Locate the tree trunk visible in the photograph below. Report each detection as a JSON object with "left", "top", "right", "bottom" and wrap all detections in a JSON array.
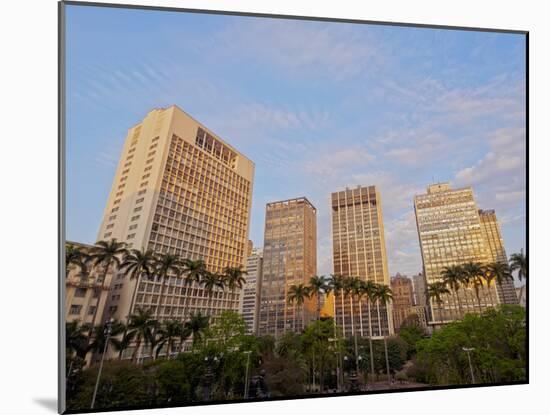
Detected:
[
  {"left": 131, "top": 336, "right": 142, "bottom": 363},
  {"left": 358, "top": 296, "right": 364, "bottom": 337},
  {"left": 367, "top": 300, "right": 375, "bottom": 382},
  {"left": 383, "top": 336, "right": 391, "bottom": 384}
]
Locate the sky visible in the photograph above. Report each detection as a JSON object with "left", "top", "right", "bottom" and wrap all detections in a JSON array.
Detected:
[{"left": 65, "top": 4, "right": 527, "bottom": 278}]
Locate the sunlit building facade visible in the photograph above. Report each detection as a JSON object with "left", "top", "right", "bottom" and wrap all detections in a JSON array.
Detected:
[
  {"left": 331, "top": 185, "right": 394, "bottom": 338},
  {"left": 414, "top": 183, "right": 499, "bottom": 325},
  {"left": 478, "top": 209, "right": 518, "bottom": 305},
  {"left": 241, "top": 248, "right": 263, "bottom": 334},
  {"left": 257, "top": 197, "right": 317, "bottom": 337},
  {"left": 390, "top": 274, "right": 414, "bottom": 332},
  {"left": 96, "top": 106, "right": 254, "bottom": 358}
]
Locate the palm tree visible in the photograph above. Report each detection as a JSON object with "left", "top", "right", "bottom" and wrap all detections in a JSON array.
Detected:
[
  {"left": 87, "top": 320, "right": 125, "bottom": 357},
  {"left": 329, "top": 274, "right": 346, "bottom": 330},
  {"left": 119, "top": 248, "right": 156, "bottom": 319},
  {"left": 308, "top": 275, "right": 328, "bottom": 321},
  {"left": 441, "top": 265, "right": 465, "bottom": 318},
  {"left": 181, "top": 259, "right": 208, "bottom": 319},
  {"left": 127, "top": 308, "right": 158, "bottom": 363},
  {"left": 362, "top": 279, "right": 378, "bottom": 381},
  {"left": 342, "top": 278, "right": 355, "bottom": 336},
  {"left": 153, "top": 253, "right": 184, "bottom": 319},
  {"left": 200, "top": 271, "right": 225, "bottom": 316},
  {"left": 223, "top": 266, "right": 248, "bottom": 308},
  {"left": 111, "top": 329, "right": 136, "bottom": 360},
  {"left": 485, "top": 262, "right": 514, "bottom": 305},
  {"left": 66, "top": 320, "right": 91, "bottom": 361},
  {"left": 471, "top": 274, "right": 485, "bottom": 312},
  {"left": 375, "top": 284, "right": 393, "bottom": 384},
  {"left": 88, "top": 239, "right": 127, "bottom": 333},
  {"left": 65, "top": 243, "right": 89, "bottom": 278},
  {"left": 154, "top": 320, "right": 184, "bottom": 359},
  {"left": 185, "top": 312, "right": 210, "bottom": 347},
  {"left": 463, "top": 262, "right": 487, "bottom": 309},
  {"left": 287, "top": 283, "right": 310, "bottom": 331},
  {"left": 509, "top": 250, "right": 527, "bottom": 282},
  {"left": 427, "top": 281, "right": 450, "bottom": 323}
]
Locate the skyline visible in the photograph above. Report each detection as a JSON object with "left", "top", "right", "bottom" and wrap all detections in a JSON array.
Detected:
[{"left": 65, "top": 4, "right": 527, "bottom": 277}]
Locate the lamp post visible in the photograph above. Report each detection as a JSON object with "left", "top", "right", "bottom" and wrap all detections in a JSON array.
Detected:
[
  {"left": 91, "top": 318, "right": 114, "bottom": 409},
  {"left": 328, "top": 338, "right": 341, "bottom": 392},
  {"left": 462, "top": 347, "right": 476, "bottom": 384},
  {"left": 203, "top": 355, "right": 219, "bottom": 401},
  {"left": 243, "top": 350, "right": 252, "bottom": 399}
]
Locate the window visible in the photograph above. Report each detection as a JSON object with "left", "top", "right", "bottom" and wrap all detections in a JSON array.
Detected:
[
  {"left": 111, "top": 207, "right": 119, "bottom": 213},
  {"left": 131, "top": 215, "right": 140, "bottom": 221},
  {"left": 104, "top": 232, "right": 112, "bottom": 238},
  {"left": 88, "top": 306, "right": 96, "bottom": 315},
  {"left": 74, "top": 288, "right": 87, "bottom": 297},
  {"left": 152, "top": 136, "right": 159, "bottom": 142},
  {"left": 142, "top": 173, "right": 150, "bottom": 179},
  {"left": 118, "top": 183, "right": 126, "bottom": 190},
  {"left": 134, "top": 206, "right": 142, "bottom": 212},
  {"left": 120, "top": 176, "right": 128, "bottom": 182},
  {"left": 113, "top": 198, "right": 121, "bottom": 205},
  {"left": 127, "top": 233, "right": 136, "bottom": 239},
  {"left": 126, "top": 154, "right": 134, "bottom": 161},
  {"left": 69, "top": 305, "right": 82, "bottom": 315},
  {"left": 138, "top": 189, "right": 147, "bottom": 196},
  {"left": 122, "top": 169, "right": 130, "bottom": 175},
  {"left": 144, "top": 166, "right": 152, "bottom": 172},
  {"left": 136, "top": 197, "right": 144, "bottom": 204},
  {"left": 147, "top": 151, "right": 156, "bottom": 157},
  {"left": 106, "top": 224, "right": 114, "bottom": 229},
  {"left": 146, "top": 157, "right": 154, "bottom": 164},
  {"left": 109, "top": 215, "right": 117, "bottom": 221},
  {"left": 140, "top": 181, "right": 148, "bottom": 187},
  {"left": 129, "top": 224, "right": 138, "bottom": 230},
  {"left": 115, "top": 191, "right": 124, "bottom": 197},
  {"left": 128, "top": 147, "right": 136, "bottom": 154}
]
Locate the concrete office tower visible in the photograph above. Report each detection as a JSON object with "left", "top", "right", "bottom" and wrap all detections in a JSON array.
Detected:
[
  {"left": 241, "top": 248, "right": 263, "bottom": 334},
  {"left": 97, "top": 106, "right": 254, "bottom": 337},
  {"left": 412, "top": 272, "right": 427, "bottom": 307},
  {"left": 331, "top": 185, "right": 394, "bottom": 338},
  {"left": 257, "top": 198, "right": 317, "bottom": 337},
  {"left": 390, "top": 274, "right": 414, "bottom": 332},
  {"left": 414, "top": 183, "right": 499, "bottom": 326},
  {"left": 478, "top": 209, "right": 518, "bottom": 305}
]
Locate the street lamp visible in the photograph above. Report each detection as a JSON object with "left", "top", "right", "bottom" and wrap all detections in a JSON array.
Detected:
[
  {"left": 91, "top": 318, "right": 114, "bottom": 409},
  {"left": 462, "top": 347, "right": 476, "bottom": 384},
  {"left": 328, "top": 338, "right": 341, "bottom": 392},
  {"left": 243, "top": 351, "right": 252, "bottom": 399}
]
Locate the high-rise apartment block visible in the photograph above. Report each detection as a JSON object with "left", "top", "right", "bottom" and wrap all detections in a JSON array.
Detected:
[
  {"left": 331, "top": 185, "right": 394, "bottom": 338},
  {"left": 412, "top": 272, "right": 427, "bottom": 307},
  {"left": 414, "top": 183, "right": 502, "bottom": 325},
  {"left": 478, "top": 209, "right": 518, "bottom": 305},
  {"left": 257, "top": 197, "right": 317, "bottom": 337},
  {"left": 241, "top": 248, "right": 263, "bottom": 334},
  {"left": 390, "top": 274, "right": 414, "bottom": 332},
  {"left": 97, "top": 106, "right": 254, "bottom": 337}
]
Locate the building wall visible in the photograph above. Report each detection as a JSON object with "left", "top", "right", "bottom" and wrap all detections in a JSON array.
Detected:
[
  {"left": 241, "top": 248, "right": 263, "bottom": 334},
  {"left": 390, "top": 275, "right": 414, "bottom": 332},
  {"left": 414, "top": 183, "right": 500, "bottom": 325},
  {"left": 412, "top": 272, "right": 427, "bottom": 307},
  {"left": 479, "top": 209, "right": 518, "bottom": 304},
  {"left": 331, "top": 185, "right": 393, "bottom": 338},
  {"left": 65, "top": 241, "right": 113, "bottom": 327},
  {"left": 257, "top": 197, "right": 317, "bottom": 337},
  {"left": 94, "top": 106, "right": 254, "bottom": 358}
]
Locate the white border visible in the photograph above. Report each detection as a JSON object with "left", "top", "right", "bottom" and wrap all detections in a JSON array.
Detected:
[{"left": 1, "top": 1, "right": 544, "bottom": 414}]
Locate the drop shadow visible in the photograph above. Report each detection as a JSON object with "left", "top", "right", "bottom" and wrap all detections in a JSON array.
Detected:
[{"left": 34, "top": 398, "right": 57, "bottom": 413}]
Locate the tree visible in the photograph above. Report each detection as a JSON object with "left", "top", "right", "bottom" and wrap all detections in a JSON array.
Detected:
[
  {"left": 88, "top": 239, "right": 127, "bottom": 332},
  {"left": 362, "top": 279, "right": 378, "bottom": 381},
  {"left": 486, "top": 262, "right": 514, "bottom": 303},
  {"left": 155, "top": 320, "right": 185, "bottom": 359},
  {"left": 223, "top": 266, "right": 247, "bottom": 293},
  {"left": 287, "top": 283, "right": 310, "bottom": 331},
  {"left": 375, "top": 284, "right": 393, "bottom": 383},
  {"left": 509, "top": 250, "right": 527, "bottom": 282},
  {"left": 66, "top": 243, "right": 89, "bottom": 278},
  {"left": 185, "top": 312, "right": 210, "bottom": 347},
  {"left": 427, "top": 281, "right": 450, "bottom": 323},
  {"left": 328, "top": 274, "right": 346, "bottom": 331},
  {"left": 463, "top": 262, "right": 487, "bottom": 309},
  {"left": 441, "top": 265, "right": 465, "bottom": 318},
  {"left": 127, "top": 308, "right": 158, "bottom": 363},
  {"left": 66, "top": 320, "right": 91, "bottom": 361},
  {"left": 308, "top": 275, "right": 328, "bottom": 321},
  {"left": 153, "top": 253, "right": 184, "bottom": 319},
  {"left": 119, "top": 248, "right": 156, "bottom": 319},
  {"left": 200, "top": 271, "right": 225, "bottom": 316}
]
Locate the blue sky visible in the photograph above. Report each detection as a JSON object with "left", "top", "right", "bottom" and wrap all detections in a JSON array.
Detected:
[{"left": 65, "top": 4, "right": 526, "bottom": 277}]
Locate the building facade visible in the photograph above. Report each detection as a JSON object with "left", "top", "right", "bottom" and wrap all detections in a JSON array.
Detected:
[
  {"left": 414, "top": 183, "right": 500, "bottom": 325},
  {"left": 412, "top": 272, "right": 427, "bottom": 307},
  {"left": 478, "top": 209, "right": 518, "bottom": 304},
  {"left": 241, "top": 248, "right": 263, "bottom": 334},
  {"left": 65, "top": 241, "right": 113, "bottom": 327},
  {"left": 331, "top": 185, "right": 394, "bottom": 338},
  {"left": 257, "top": 197, "right": 317, "bottom": 337},
  {"left": 390, "top": 274, "right": 414, "bottom": 332},
  {"left": 96, "top": 106, "right": 254, "bottom": 356}
]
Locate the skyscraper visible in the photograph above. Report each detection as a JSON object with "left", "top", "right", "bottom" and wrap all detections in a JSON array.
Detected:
[
  {"left": 412, "top": 272, "right": 427, "bottom": 307},
  {"left": 97, "top": 106, "right": 255, "bottom": 341},
  {"left": 241, "top": 248, "right": 263, "bottom": 334},
  {"left": 257, "top": 197, "right": 317, "bottom": 337},
  {"left": 390, "top": 274, "right": 414, "bottom": 332},
  {"left": 414, "top": 183, "right": 499, "bottom": 325},
  {"left": 331, "top": 185, "right": 393, "bottom": 338},
  {"left": 478, "top": 209, "right": 518, "bottom": 304}
]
